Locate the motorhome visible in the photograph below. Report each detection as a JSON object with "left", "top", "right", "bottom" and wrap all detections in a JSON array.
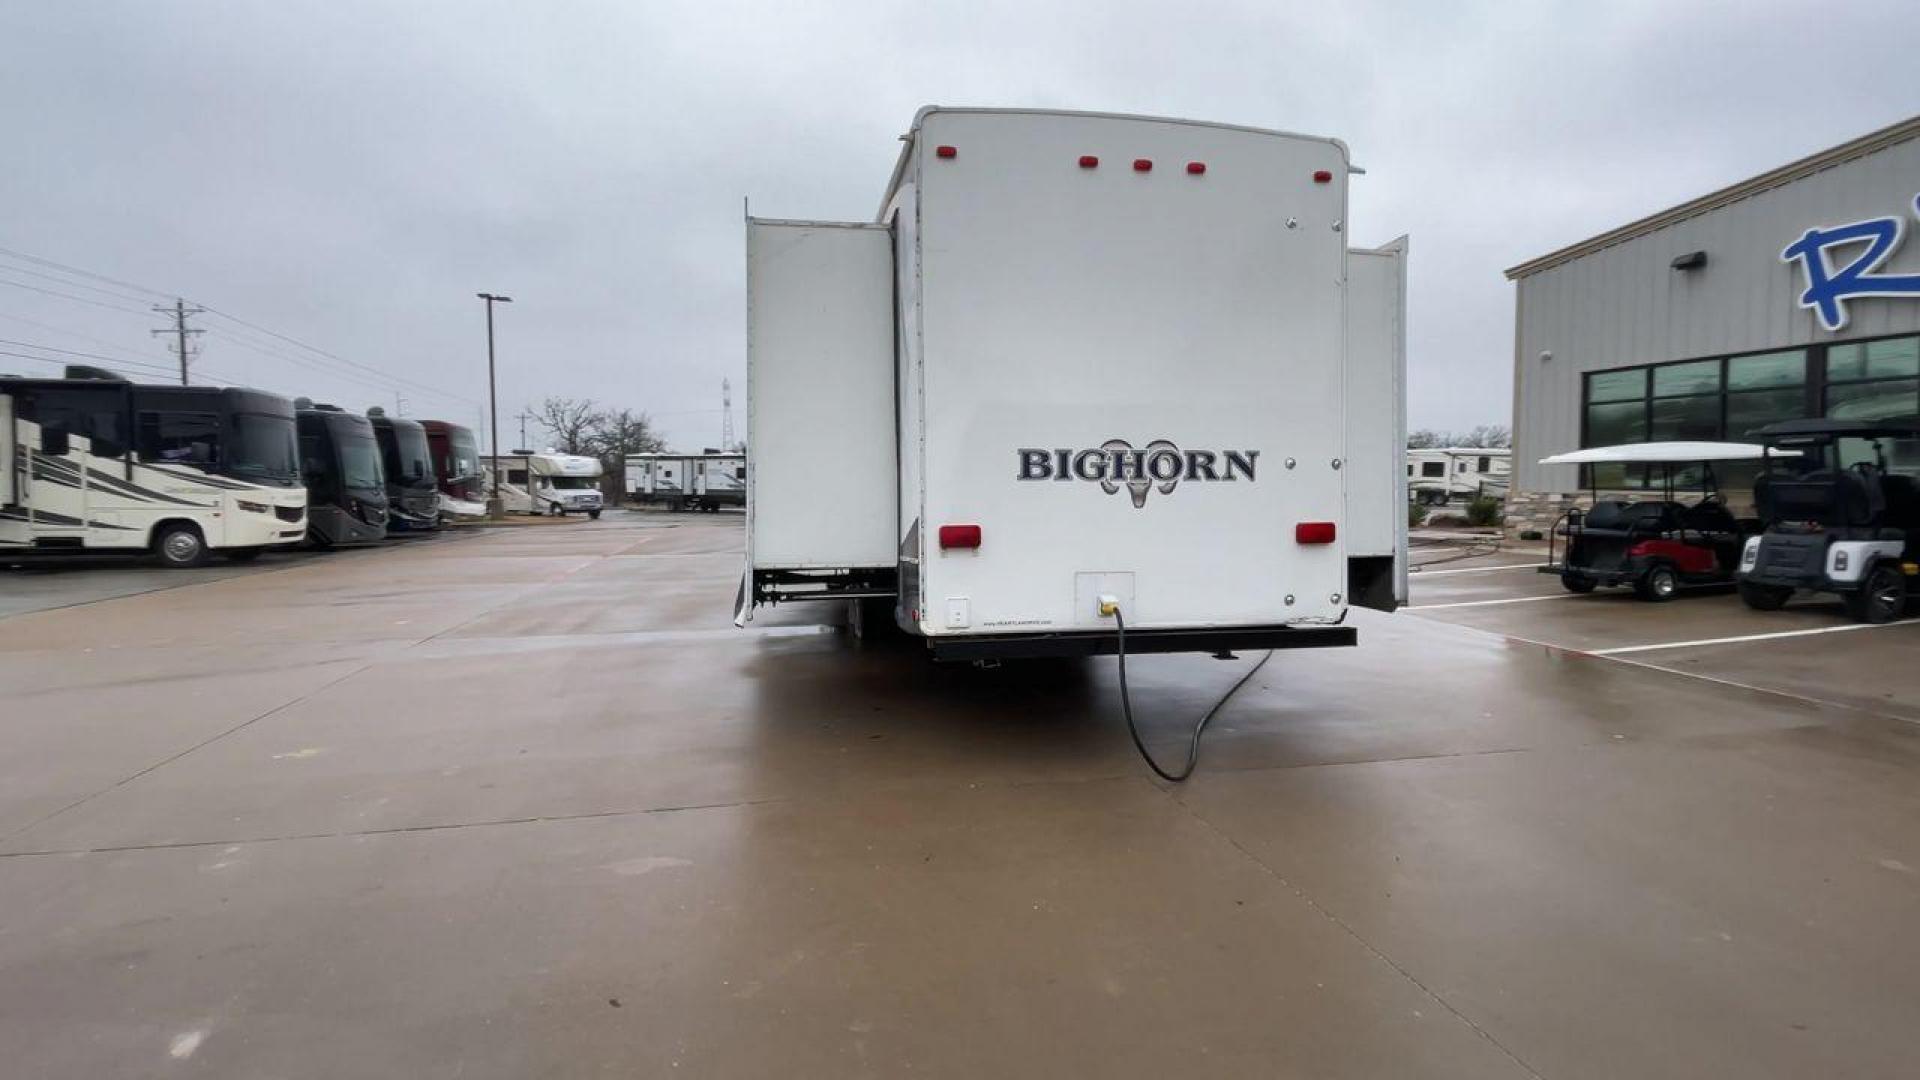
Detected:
[
  {"left": 626, "top": 451, "right": 746, "bottom": 511},
  {"left": 487, "top": 450, "right": 604, "bottom": 518},
  {"left": 365, "top": 408, "right": 440, "bottom": 531},
  {"left": 296, "top": 401, "right": 388, "bottom": 546},
  {"left": 420, "top": 420, "right": 487, "bottom": 519},
  {"left": 1407, "top": 447, "right": 1510, "bottom": 505},
  {"left": 739, "top": 107, "right": 1407, "bottom": 660},
  {"left": 0, "top": 366, "right": 307, "bottom": 566}
]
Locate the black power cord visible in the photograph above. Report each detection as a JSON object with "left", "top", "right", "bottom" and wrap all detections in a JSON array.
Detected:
[{"left": 1111, "top": 607, "right": 1275, "bottom": 782}]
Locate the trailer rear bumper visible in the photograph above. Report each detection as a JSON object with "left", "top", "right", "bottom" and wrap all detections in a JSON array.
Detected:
[{"left": 926, "top": 625, "right": 1356, "bottom": 662}]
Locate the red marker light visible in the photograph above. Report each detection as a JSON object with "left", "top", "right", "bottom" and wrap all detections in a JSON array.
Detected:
[
  {"left": 1133, "top": 158, "right": 1153, "bottom": 172},
  {"left": 1313, "top": 169, "right": 1332, "bottom": 183},
  {"left": 1186, "top": 161, "right": 1206, "bottom": 175},
  {"left": 1295, "top": 521, "right": 1337, "bottom": 545},
  {"left": 938, "top": 524, "right": 982, "bottom": 550},
  {"left": 1079, "top": 155, "right": 1099, "bottom": 168},
  {"left": 936, "top": 145, "right": 957, "bottom": 159}
]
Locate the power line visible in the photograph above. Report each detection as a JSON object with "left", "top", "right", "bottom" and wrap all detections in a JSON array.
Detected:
[
  {"left": 0, "top": 245, "right": 175, "bottom": 301},
  {"left": 0, "top": 262, "right": 159, "bottom": 306},
  {"left": 198, "top": 306, "right": 479, "bottom": 405},
  {"left": 0, "top": 339, "right": 243, "bottom": 384},
  {"left": 0, "top": 311, "right": 174, "bottom": 364},
  {"left": 0, "top": 276, "right": 153, "bottom": 316}
]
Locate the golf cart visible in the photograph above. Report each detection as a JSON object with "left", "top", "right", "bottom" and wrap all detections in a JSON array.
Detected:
[
  {"left": 1737, "top": 419, "right": 1920, "bottom": 623},
  {"left": 1539, "top": 441, "right": 1772, "bottom": 601}
]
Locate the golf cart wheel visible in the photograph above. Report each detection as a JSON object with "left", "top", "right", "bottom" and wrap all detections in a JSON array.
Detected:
[
  {"left": 153, "top": 523, "right": 210, "bottom": 569},
  {"left": 1634, "top": 564, "right": 1679, "bottom": 602},
  {"left": 1738, "top": 582, "right": 1791, "bottom": 611},
  {"left": 1561, "top": 572, "right": 1597, "bottom": 594},
  {"left": 588, "top": 509, "right": 601, "bottom": 520},
  {"left": 1844, "top": 564, "right": 1907, "bottom": 624}
]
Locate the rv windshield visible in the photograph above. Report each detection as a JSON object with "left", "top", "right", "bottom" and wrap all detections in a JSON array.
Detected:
[
  {"left": 447, "top": 429, "right": 481, "bottom": 480},
  {"left": 229, "top": 413, "right": 300, "bottom": 486},
  {"left": 548, "top": 475, "right": 597, "bottom": 489},
  {"left": 339, "top": 434, "right": 384, "bottom": 490},
  {"left": 394, "top": 425, "right": 434, "bottom": 487}
]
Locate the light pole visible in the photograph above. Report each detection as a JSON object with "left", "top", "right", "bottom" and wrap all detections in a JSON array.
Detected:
[{"left": 477, "top": 292, "right": 513, "bottom": 518}]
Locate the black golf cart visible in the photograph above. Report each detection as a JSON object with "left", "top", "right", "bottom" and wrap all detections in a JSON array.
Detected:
[
  {"left": 1539, "top": 442, "right": 1771, "bottom": 602},
  {"left": 1737, "top": 419, "right": 1920, "bottom": 623}
]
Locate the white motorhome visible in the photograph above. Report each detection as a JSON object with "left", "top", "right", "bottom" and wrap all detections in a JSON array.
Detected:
[
  {"left": 739, "top": 108, "right": 1407, "bottom": 660},
  {"left": 1407, "top": 447, "right": 1511, "bottom": 505},
  {"left": 1, "top": 367, "right": 309, "bottom": 566},
  {"left": 487, "top": 450, "right": 604, "bottom": 518},
  {"left": 626, "top": 451, "right": 746, "bottom": 511}
]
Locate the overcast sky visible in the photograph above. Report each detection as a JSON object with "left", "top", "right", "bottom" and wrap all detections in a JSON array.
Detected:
[{"left": 2, "top": 1, "right": 1915, "bottom": 451}]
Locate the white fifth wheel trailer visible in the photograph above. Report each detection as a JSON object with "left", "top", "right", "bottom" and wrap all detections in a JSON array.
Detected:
[
  {"left": 740, "top": 108, "right": 1406, "bottom": 661},
  {"left": 1408, "top": 447, "right": 1511, "bottom": 505},
  {"left": 1, "top": 367, "right": 308, "bottom": 566}
]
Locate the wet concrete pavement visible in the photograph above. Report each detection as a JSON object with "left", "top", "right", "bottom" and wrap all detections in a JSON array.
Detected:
[{"left": 1, "top": 515, "right": 1916, "bottom": 1078}]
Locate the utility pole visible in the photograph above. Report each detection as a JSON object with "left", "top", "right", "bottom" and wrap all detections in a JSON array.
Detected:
[
  {"left": 151, "top": 299, "right": 204, "bottom": 385},
  {"left": 515, "top": 408, "right": 537, "bottom": 452},
  {"left": 477, "top": 292, "right": 513, "bottom": 518},
  {"left": 394, "top": 392, "right": 407, "bottom": 417},
  {"left": 720, "top": 377, "right": 735, "bottom": 451}
]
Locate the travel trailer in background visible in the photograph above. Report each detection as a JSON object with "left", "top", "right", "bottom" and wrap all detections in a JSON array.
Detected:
[
  {"left": 739, "top": 107, "right": 1407, "bottom": 660},
  {"left": 366, "top": 408, "right": 440, "bottom": 531},
  {"left": 296, "top": 401, "right": 388, "bottom": 546},
  {"left": 626, "top": 451, "right": 746, "bottom": 511},
  {"left": 487, "top": 450, "right": 604, "bottom": 517},
  {"left": 1407, "top": 447, "right": 1510, "bottom": 505},
  {"left": 0, "top": 366, "right": 307, "bottom": 565},
  {"left": 420, "top": 420, "right": 487, "bottom": 519}
]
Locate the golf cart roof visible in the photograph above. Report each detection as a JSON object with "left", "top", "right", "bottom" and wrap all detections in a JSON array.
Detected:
[
  {"left": 1754, "top": 418, "right": 1920, "bottom": 441},
  {"left": 1538, "top": 441, "right": 1781, "bottom": 466}
]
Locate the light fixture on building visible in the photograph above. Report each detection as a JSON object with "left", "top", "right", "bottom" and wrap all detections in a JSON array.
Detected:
[
  {"left": 1670, "top": 250, "right": 1708, "bottom": 271},
  {"left": 1539, "top": 350, "right": 1553, "bottom": 363}
]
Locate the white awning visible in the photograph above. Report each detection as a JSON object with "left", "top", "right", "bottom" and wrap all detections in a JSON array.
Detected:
[{"left": 1538, "top": 441, "right": 1792, "bottom": 466}]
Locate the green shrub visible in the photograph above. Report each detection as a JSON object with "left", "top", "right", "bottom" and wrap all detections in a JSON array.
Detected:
[
  {"left": 1519, "top": 529, "right": 1544, "bottom": 542},
  {"left": 1408, "top": 501, "right": 1429, "bottom": 528},
  {"left": 1465, "top": 495, "right": 1504, "bottom": 527}
]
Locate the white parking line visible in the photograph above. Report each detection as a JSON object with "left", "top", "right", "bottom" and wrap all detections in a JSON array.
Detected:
[
  {"left": 1591, "top": 618, "right": 1920, "bottom": 656},
  {"left": 1410, "top": 563, "right": 1542, "bottom": 577},
  {"left": 1406, "top": 593, "right": 1577, "bottom": 611}
]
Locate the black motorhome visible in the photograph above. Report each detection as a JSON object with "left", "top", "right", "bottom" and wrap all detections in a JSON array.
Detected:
[
  {"left": 366, "top": 407, "right": 440, "bottom": 531},
  {"left": 1, "top": 366, "right": 306, "bottom": 565},
  {"left": 295, "top": 400, "right": 387, "bottom": 546}
]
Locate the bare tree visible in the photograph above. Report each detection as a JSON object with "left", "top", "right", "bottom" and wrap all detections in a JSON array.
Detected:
[
  {"left": 1460, "top": 424, "right": 1511, "bottom": 449},
  {"left": 537, "top": 397, "right": 597, "bottom": 455},
  {"left": 1408, "top": 425, "right": 1510, "bottom": 449},
  {"left": 585, "top": 408, "right": 666, "bottom": 464}
]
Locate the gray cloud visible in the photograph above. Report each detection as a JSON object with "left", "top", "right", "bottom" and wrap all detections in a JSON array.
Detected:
[{"left": 2, "top": 0, "right": 1915, "bottom": 448}]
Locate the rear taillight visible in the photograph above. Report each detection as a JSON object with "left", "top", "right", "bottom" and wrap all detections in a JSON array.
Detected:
[
  {"left": 938, "top": 524, "right": 982, "bottom": 550},
  {"left": 1313, "top": 169, "right": 1333, "bottom": 184},
  {"left": 936, "top": 145, "right": 957, "bottom": 159},
  {"left": 1295, "top": 522, "right": 1337, "bottom": 544}
]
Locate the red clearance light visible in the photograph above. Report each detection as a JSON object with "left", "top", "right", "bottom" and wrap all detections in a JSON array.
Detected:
[
  {"left": 1187, "top": 161, "right": 1206, "bottom": 175},
  {"left": 1079, "top": 155, "right": 1099, "bottom": 168},
  {"left": 1133, "top": 158, "right": 1153, "bottom": 172},
  {"left": 938, "top": 524, "right": 982, "bottom": 550},
  {"left": 1295, "top": 521, "right": 1337, "bottom": 545},
  {"left": 936, "top": 145, "right": 957, "bottom": 159},
  {"left": 1313, "top": 169, "right": 1333, "bottom": 183}
]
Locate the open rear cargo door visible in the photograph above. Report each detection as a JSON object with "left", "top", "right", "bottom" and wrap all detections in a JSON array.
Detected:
[
  {"left": 1345, "top": 237, "right": 1409, "bottom": 611},
  {"left": 746, "top": 219, "right": 898, "bottom": 577},
  {"left": 0, "top": 394, "right": 13, "bottom": 506}
]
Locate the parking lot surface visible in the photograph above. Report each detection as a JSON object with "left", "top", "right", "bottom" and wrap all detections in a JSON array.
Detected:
[{"left": 2, "top": 516, "right": 1917, "bottom": 1078}]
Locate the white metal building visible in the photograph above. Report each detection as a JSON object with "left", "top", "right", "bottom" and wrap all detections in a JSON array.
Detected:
[{"left": 1505, "top": 114, "right": 1920, "bottom": 532}]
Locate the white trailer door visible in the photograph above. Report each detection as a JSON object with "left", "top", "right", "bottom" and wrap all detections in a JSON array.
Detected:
[
  {"left": 1345, "top": 237, "right": 1408, "bottom": 608},
  {"left": 747, "top": 220, "right": 898, "bottom": 570}
]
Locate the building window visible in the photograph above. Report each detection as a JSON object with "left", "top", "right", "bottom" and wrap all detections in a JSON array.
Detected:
[
  {"left": 1825, "top": 336, "right": 1919, "bottom": 422},
  {"left": 1581, "top": 348, "right": 1815, "bottom": 488}
]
